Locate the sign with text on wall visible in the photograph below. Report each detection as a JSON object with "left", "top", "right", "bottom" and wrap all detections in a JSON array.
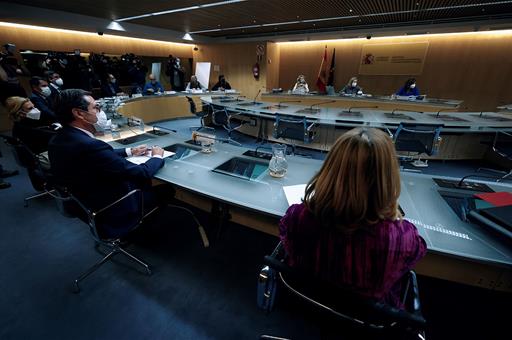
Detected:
[{"left": 359, "top": 42, "right": 429, "bottom": 75}]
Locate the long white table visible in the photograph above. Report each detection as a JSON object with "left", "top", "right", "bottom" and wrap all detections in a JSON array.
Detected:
[{"left": 107, "top": 129, "right": 512, "bottom": 292}]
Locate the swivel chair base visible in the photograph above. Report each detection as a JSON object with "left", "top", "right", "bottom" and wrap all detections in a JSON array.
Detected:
[
  {"left": 24, "top": 190, "right": 55, "bottom": 207},
  {"left": 73, "top": 239, "right": 151, "bottom": 293}
]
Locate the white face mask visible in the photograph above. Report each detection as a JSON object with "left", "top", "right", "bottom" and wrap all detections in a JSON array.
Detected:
[
  {"left": 93, "top": 110, "right": 111, "bottom": 131},
  {"left": 410, "top": 83, "right": 416, "bottom": 89},
  {"left": 25, "top": 108, "right": 41, "bottom": 120},
  {"left": 351, "top": 82, "right": 357, "bottom": 87},
  {"left": 54, "top": 78, "right": 63, "bottom": 87},
  {"left": 40, "top": 86, "right": 52, "bottom": 97}
]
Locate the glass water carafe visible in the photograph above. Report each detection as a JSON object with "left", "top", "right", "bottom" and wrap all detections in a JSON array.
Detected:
[{"left": 269, "top": 144, "right": 288, "bottom": 178}]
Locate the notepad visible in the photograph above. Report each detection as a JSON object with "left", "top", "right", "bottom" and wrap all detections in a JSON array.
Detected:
[
  {"left": 127, "top": 150, "right": 175, "bottom": 165},
  {"left": 283, "top": 184, "right": 307, "bottom": 206}
]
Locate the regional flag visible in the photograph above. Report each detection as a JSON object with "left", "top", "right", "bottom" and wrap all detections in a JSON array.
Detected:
[
  {"left": 316, "top": 45, "right": 328, "bottom": 93},
  {"left": 327, "top": 48, "right": 336, "bottom": 86}
]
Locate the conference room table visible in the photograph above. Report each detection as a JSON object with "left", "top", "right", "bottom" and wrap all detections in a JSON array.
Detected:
[
  {"left": 115, "top": 91, "right": 239, "bottom": 123},
  {"left": 261, "top": 92, "right": 463, "bottom": 112},
  {"left": 202, "top": 95, "right": 512, "bottom": 160},
  {"left": 104, "top": 128, "right": 512, "bottom": 293}
]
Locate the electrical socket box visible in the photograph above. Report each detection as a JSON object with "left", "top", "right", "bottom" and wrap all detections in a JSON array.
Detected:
[{"left": 249, "top": 118, "right": 257, "bottom": 127}]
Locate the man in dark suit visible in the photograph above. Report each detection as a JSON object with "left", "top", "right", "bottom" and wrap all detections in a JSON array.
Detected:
[
  {"left": 100, "top": 73, "right": 123, "bottom": 98},
  {"left": 49, "top": 89, "right": 165, "bottom": 239},
  {"left": 45, "top": 70, "right": 63, "bottom": 108},
  {"left": 29, "top": 76, "right": 57, "bottom": 125}
]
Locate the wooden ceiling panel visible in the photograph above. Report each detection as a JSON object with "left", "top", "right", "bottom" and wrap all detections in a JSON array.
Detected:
[
  {"left": 5, "top": 0, "right": 512, "bottom": 38},
  {"left": 3, "top": 0, "right": 216, "bottom": 20}
]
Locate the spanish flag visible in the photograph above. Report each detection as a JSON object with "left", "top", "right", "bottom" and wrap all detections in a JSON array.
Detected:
[{"left": 316, "top": 45, "right": 328, "bottom": 93}]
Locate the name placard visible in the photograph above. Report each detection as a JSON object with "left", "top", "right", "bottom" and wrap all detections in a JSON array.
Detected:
[{"left": 359, "top": 42, "right": 429, "bottom": 75}]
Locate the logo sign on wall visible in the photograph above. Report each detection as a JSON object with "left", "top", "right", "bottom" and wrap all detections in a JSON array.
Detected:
[{"left": 359, "top": 42, "right": 429, "bottom": 75}]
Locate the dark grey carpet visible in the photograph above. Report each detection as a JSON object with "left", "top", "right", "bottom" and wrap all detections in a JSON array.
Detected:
[{"left": 0, "top": 119, "right": 510, "bottom": 340}]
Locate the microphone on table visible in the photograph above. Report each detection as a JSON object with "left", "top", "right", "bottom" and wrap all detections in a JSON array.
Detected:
[
  {"left": 276, "top": 100, "right": 302, "bottom": 108},
  {"left": 435, "top": 109, "right": 456, "bottom": 118},
  {"left": 252, "top": 88, "right": 264, "bottom": 104},
  {"left": 457, "top": 174, "right": 500, "bottom": 188},
  {"left": 151, "top": 125, "right": 178, "bottom": 134},
  {"left": 387, "top": 108, "right": 424, "bottom": 115},
  {"left": 309, "top": 100, "right": 336, "bottom": 111},
  {"left": 342, "top": 105, "right": 378, "bottom": 113}
]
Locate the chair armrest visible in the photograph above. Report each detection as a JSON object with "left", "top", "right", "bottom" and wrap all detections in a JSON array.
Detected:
[
  {"left": 401, "top": 127, "right": 438, "bottom": 134},
  {"left": 48, "top": 185, "right": 143, "bottom": 225},
  {"left": 401, "top": 270, "right": 422, "bottom": 314},
  {"left": 306, "top": 122, "right": 316, "bottom": 132},
  {"left": 94, "top": 189, "right": 143, "bottom": 220}
]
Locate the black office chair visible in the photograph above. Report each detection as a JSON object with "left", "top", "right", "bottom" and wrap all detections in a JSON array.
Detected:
[
  {"left": 47, "top": 178, "right": 210, "bottom": 293},
  {"left": 392, "top": 123, "right": 443, "bottom": 168},
  {"left": 478, "top": 131, "right": 512, "bottom": 182},
  {"left": 47, "top": 184, "right": 155, "bottom": 293},
  {"left": 258, "top": 242, "right": 426, "bottom": 340},
  {"left": 272, "top": 114, "right": 316, "bottom": 156},
  {"left": 0, "top": 134, "right": 53, "bottom": 206},
  {"left": 211, "top": 105, "right": 244, "bottom": 146},
  {"left": 186, "top": 96, "right": 208, "bottom": 131}
]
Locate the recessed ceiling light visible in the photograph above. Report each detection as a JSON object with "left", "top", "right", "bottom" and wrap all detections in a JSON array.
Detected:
[{"left": 107, "top": 21, "right": 125, "bottom": 31}]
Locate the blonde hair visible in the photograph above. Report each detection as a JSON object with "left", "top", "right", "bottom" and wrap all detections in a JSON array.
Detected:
[
  {"left": 347, "top": 76, "right": 358, "bottom": 86},
  {"left": 5, "top": 96, "right": 30, "bottom": 122},
  {"left": 304, "top": 127, "right": 401, "bottom": 232}
]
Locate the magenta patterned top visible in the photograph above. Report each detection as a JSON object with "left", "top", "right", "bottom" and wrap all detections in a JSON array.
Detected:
[{"left": 279, "top": 203, "right": 427, "bottom": 308}]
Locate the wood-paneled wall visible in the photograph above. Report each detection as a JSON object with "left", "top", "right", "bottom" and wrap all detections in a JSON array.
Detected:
[
  {"left": 277, "top": 32, "right": 512, "bottom": 111},
  {"left": 0, "top": 24, "right": 193, "bottom": 131},
  {"left": 0, "top": 24, "right": 193, "bottom": 57},
  {"left": 265, "top": 42, "right": 280, "bottom": 91},
  {"left": 193, "top": 42, "right": 269, "bottom": 99}
]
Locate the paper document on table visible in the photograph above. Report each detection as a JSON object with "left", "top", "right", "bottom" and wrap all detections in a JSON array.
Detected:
[
  {"left": 283, "top": 184, "right": 307, "bottom": 206},
  {"left": 127, "top": 150, "right": 175, "bottom": 165}
]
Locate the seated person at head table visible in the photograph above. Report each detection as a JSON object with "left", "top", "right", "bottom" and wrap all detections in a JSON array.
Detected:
[
  {"left": 100, "top": 73, "right": 124, "bottom": 98},
  {"left": 6, "top": 96, "right": 59, "bottom": 169},
  {"left": 279, "top": 127, "right": 426, "bottom": 309},
  {"left": 291, "top": 74, "right": 309, "bottom": 94},
  {"left": 396, "top": 78, "right": 420, "bottom": 97},
  {"left": 340, "top": 76, "right": 363, "bottom": 95},
  {"left": 186, "top": 75, "right": 206, "bottom": 91},
  {"left": 29, "top": 76, "right": 58, "bottom": 125},
  {"left": 211, "top": 75, "right": 232, "bottom": 91},
  {"left": 143, "top": 73, "right": 165, "bottom": 95},
  {"left": 48, "top": 89, "right": 168, "bottom": 239}
]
